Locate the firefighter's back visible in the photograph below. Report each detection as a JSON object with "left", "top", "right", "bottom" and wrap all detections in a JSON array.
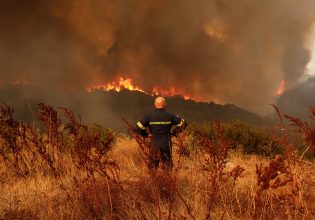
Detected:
[{"left": 146, "top": 108, "right": 175, "bottom": 137}]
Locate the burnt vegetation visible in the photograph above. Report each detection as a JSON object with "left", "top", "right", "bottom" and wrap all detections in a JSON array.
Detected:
[{"left": 0, "top": 103, "right": 314, "bottom": 219}]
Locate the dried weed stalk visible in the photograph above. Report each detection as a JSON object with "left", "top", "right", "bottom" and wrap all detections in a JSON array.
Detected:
[{"left": 192, "top": 122, "right": 244, "bottom": 219}]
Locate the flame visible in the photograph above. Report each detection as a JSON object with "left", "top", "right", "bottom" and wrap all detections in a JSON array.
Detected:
[
  {"left": 152, "top": 86, "right": 192, "bottom": 100},
  {"left": 86, "top": 77, "right": 194, "bottom": 100},
  {"left": 275, "top": 80, "right": 286, "bottom": 96},
  {"left": 86, "top": 77, "right": 146, "bottom": 93}
]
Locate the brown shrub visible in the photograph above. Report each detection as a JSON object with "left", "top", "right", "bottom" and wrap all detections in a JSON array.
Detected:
[{"left": 192, "top": 122, "right": 244, "bottom": 219}]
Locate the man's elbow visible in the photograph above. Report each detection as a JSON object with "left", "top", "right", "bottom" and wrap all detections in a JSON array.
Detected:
[
  {"left": 178, "top": 119, "right": 187, "bottom": 129},
  {"left": 136, "top": 122, "right": 148, "bottom": 137}
]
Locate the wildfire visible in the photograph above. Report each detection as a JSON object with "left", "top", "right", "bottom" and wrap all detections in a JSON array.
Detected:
[
  {"left": 152, "top": 86, "right": 192, "bottom": 100},
  {"left": 275, "top": 80, "right": 286, "bottom": 96},
  {"left": 86, "top": 77, "right": 146, "bottom": 93},
  {"left": 86, "top": 77, "right": 194, "bottom": 100}
]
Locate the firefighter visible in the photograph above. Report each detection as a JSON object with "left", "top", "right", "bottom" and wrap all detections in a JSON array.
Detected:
[{"left": 136, "top": 96, "right": 186, "bottom": 170}]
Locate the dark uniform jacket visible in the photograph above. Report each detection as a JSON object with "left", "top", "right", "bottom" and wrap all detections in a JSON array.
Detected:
[{"left": 136, "top": 108, "right": 186, "bottom": 151}]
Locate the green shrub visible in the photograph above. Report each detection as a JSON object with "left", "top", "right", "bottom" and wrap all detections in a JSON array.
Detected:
[{"left": 188, "top": 121, "right": 282, "bottom": 157}]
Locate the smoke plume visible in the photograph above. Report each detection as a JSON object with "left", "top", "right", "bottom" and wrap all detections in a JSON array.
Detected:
[
  {"left": 277, "top": 76, "right": 315, "bottom": 118},
  {"left": 1, "top": 0, "right": 315, "bottom": 114}
]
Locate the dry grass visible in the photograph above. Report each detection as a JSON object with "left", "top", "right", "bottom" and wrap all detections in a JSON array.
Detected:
[
  {"left": 0, "top": 104, "right": 314, "bottom": 219},
  {"left": 111, "top": 135, "right": 315, "bottom": 220},
  {"left": 0, "top": 137, "right": 314, "bottom": 219}
]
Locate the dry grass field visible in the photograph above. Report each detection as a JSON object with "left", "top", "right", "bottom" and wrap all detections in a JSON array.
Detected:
[{"left": 0, "top": 103, "right": 314, "bottom": 219}]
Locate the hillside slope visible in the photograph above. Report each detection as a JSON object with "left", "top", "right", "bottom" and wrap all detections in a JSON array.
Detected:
[{"left": 0, "top": 84, "right": 268, "bottom": 130}]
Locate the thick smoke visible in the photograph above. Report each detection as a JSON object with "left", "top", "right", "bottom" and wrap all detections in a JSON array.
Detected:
[
  {"left": 277, "top": 76, "right": 315, "bottom": 118},
  {"left": 1, "top": 0, "right": 315, "bottom": 114}
]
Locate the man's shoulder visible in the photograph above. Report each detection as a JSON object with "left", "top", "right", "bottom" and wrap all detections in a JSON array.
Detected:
[
  {"left": 163, "top": 110, "right": 180, "bottom": 119},
  {"left": 143, "top": 111, "right": 156, "bottom": 119},
  {"left": 145, "top": 109, "right": 180, "bottom": 119},
  {"left": 145, "top": 110, "right": 172, "bottom": 117}
]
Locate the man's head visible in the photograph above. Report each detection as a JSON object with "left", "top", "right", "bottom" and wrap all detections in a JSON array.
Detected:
[{"left": 154, "top": 96, "right": 166, "bottom": 109}]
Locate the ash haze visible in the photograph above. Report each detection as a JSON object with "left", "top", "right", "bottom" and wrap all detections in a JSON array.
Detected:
[
  {"left": 1, "top": 0, "right": 315, "bottom": 115},
  {"left": 306, "top": 25, "right": 315, "bottom": 76}
]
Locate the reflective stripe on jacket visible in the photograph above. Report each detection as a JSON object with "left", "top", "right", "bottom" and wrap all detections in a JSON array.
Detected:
[{"left": 136, "top": 108, "right": 185, "bottom": 150}]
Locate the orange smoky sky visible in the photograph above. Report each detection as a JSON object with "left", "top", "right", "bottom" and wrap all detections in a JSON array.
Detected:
[{"left": 1, "top": 0, "right": 315, "bottom": 114}]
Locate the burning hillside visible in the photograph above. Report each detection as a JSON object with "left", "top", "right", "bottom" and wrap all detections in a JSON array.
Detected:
[
  {"left": 86, "top": 77, "right": 147, "bottom": 94},
  {"left": 86, "top": 77, "right": 194, "bottom": 100}
]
